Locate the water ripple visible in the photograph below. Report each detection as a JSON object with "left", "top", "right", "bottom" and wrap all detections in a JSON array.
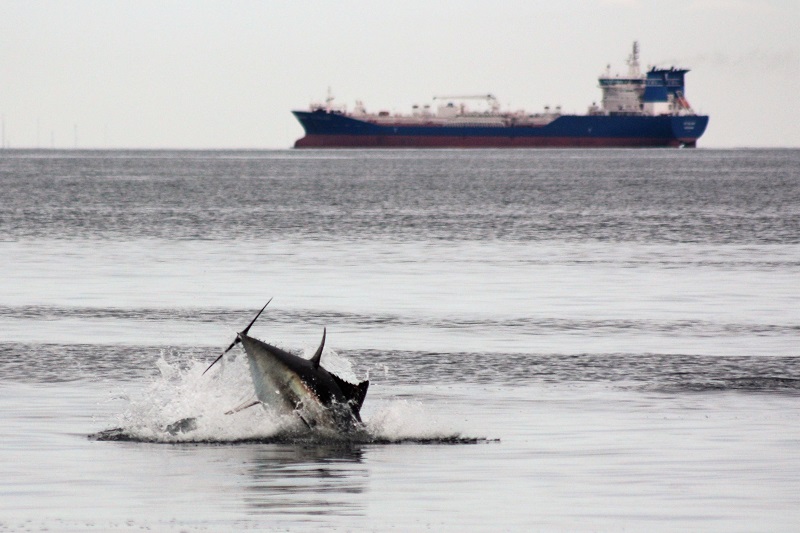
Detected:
[
  {"left": 2, "top": 342, "right": 798, "bottom": 394},
  {"left": 1, "top": 305, "right": 796, "bottom": 338},
  {"left": 2, "top": 149, "right": 799, "bottom": 243}
]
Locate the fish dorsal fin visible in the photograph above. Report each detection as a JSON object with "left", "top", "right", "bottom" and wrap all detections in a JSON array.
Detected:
[
  {"left": 330, "top": 373, "right": 369, "bottom": 414},
  {"left": 310, "top": 327, "right": 326, "bottom": 369}
]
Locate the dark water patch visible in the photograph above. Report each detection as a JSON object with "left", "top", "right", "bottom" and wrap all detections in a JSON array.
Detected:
[
  {"left": 2, "top": 305, "right": 797, "bottom": 338},
  {"left": 3, "top": 342, "right": 798, "bottom": 392},
  {"left": 363, "top": 351, "right": 800, "bottom": 393},
  {"left": 654, "top": 376, "right": 800, "bottom": 394},
  {"left": 0, "top": 343, "right": 207, "bottom": 383},
  {"left": 0, "top": 305, "right": 250, "bottom": 323}
]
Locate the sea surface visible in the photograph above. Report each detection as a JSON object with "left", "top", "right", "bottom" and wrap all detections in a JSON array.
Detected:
[{"left": 1, "top": 148, "right": 799, "bottom": 531}]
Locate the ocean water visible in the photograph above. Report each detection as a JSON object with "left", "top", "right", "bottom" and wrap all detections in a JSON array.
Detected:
[{"left": 1, "top": 148, "right": 799, "bottom": 531}]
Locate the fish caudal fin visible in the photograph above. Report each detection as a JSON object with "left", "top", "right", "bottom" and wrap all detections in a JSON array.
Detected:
[
  {"left": 241, "top": 298, "right": 273, "bottom": 337},
  {"left": 203, "top": 298, "right": 273, "bottom": 376},
  {"left": 202, "top": 338, "right": 238, "bottom": 375}
]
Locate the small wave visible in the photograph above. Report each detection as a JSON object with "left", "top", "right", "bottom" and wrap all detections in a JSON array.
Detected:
[
  {"left": 3, "top": 304, "right": 797, "bottom": 338},
  {"left": 655, "top": 376, "right": 800, "bottom": 394},
  {"left": 0, "top": 343, "right": 207, "bottom": 383},
  {"left": 4, "top": 342, "right": 799, "bottom": 391}
]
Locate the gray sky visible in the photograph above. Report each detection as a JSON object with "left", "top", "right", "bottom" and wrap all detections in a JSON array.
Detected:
[{"left": 2, "top": 0, "right": 798, "bottom": 149}]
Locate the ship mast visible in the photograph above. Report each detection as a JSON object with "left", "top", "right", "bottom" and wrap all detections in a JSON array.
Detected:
[
  {"left": 325, "top": 87, "right": 335, "bottom": 112},
  {"left": 627, "top": 41, "right": 641, "bottom": 78}
]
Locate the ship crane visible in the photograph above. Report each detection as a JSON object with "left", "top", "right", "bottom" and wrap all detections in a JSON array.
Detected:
[{"left": 433, "top": 94, "right": 500, "bottom": 112}]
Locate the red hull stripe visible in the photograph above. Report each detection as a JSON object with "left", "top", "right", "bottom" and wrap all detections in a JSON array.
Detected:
[{"left": 295, "top": 134, "right": 684, "bottom": 148}]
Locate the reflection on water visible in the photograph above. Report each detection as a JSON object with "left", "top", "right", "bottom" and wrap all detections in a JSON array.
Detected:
[{"left": 242, "top": 444, "right": 367, "bottom": 517}]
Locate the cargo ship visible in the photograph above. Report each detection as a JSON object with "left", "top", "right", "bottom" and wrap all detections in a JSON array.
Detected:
[{"left": 292, "top": 43, "right": 708, "bottom": 149}]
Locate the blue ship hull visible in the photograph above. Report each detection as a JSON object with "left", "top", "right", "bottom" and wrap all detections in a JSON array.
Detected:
[{"left": 293, "top": 110, "right": 709, "bottom": 148}]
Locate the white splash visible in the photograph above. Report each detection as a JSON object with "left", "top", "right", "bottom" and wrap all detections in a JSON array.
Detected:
[
  {"left": 116, "top": 352, "right": 288, "bottom": 443},
  {"left": 366, "top": 399, "right": 462, "bottom": 441},
  {"left": 113, "top": 346, "right": 472, "bottom": 444}
]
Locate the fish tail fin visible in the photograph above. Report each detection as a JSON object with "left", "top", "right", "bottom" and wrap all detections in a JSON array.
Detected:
[
  {"left": 241, "top": 298, "right": 273, "bottom": 337},
  {"left": 203, "top": 298, "right": 273, "bottom": 375}
]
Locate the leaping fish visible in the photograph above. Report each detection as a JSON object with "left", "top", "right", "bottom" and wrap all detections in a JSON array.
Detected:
[{"left": 204, "top": 300, "right": 369, "bottom": 431}]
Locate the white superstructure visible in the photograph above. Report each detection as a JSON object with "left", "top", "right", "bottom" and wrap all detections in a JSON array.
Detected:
[{"left": 307, "top": 42, "right": 696, "bottom": 125}]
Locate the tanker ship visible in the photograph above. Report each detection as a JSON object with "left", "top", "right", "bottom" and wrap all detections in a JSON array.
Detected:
[{"left": 292, "top": 43, "right": 708, "bottom": 149}]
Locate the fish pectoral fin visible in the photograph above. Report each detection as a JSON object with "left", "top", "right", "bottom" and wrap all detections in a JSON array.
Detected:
[
  {"left": 224, "top": 399, "right": 262, "bottom": 415},
  {"left": 296, "top": 413, "right": 314, "bottom": 430}
]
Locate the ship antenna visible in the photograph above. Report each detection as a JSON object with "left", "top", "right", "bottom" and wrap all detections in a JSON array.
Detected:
[
  {"left": 627, "top": 41, "right": 641, "bottom": 77},
  {"left": 326, "top": 87, "right": 334, "bottom": 112}
]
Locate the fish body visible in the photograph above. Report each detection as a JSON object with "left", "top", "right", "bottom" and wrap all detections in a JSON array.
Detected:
[
  {"left": 205, "top": 301, "right": 369, "bottom": 432},
  {"left": 240, "top": 333, "right": 368, "bottom": 430}
]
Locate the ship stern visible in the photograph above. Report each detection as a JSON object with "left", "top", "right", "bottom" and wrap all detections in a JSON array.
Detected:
[{"left": 671, "top": 115, "right": 709, "bottom": 147}]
